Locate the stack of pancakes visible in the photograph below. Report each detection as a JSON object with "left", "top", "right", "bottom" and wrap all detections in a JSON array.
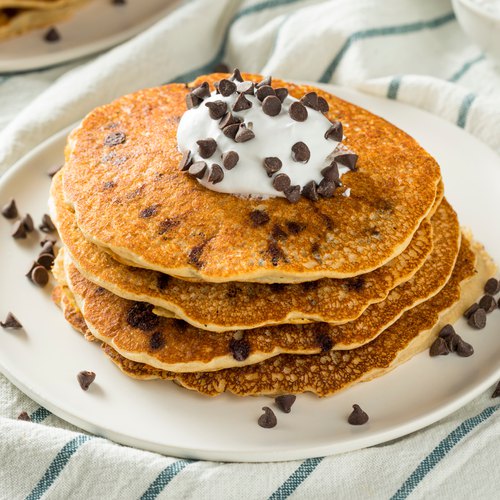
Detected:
[
  {"left": 50, "top": 73, "right": 496, "bottom": 397},
  {"left": 0, "top": 0, "right": 91, "bottom": 40}
]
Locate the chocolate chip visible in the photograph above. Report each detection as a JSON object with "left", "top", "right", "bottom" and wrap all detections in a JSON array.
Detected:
[
  {"left": 158, "top": 218, "right": 180, "bottom": 235},
  {"left": 302, "top": 180, "right": 319, "bottom": 201},
  {"left": 463, "top": 304, "right": 479, "bottom": 320},
  {"left": 271, "top": 224, "right": 287, "bottom": 241},
  {"left": 316, "top": 332, "right": 333, "bottom": 352},
  {"left": 22, "top": 214, "right": 34, "bottom": 232},
  {"left": 429, "top": 337, "right": 450, "bottom": 356},
  {"left": 139, "top": 204, "right": 160, "bottom": 218},
  {"left": 192, "top": 82, "right": 210, "bottom": 99},
  {"left": 47, "top": 164, "right": 63, "bottom": 177},
  {"left": 222, "top": 123, "right": 240, "bottom": 140},
  {"left": 218, "top": 79, "right": 237, "bottom": 97},
  {"left": 104, "top": 132, "right": 126, "bottom": 146},
  {"left": 179, "top": 151, "right": 193, "bottom": 171},
  {"left": 325, "top": 121, "right": 343, "bottom": 142},
  {"left": 208, "top": 164, "right": 224, "bottom": 184},
  {"left": 492, "top": 381, "right": 500, "bottom": 398},
  {"left": 39, "top": 214, "right": 56, "bottom": 233},
  {"left": 484, "top": 277, "right": 500, "bottom": 295},
  {"left": 275, "top": 395, "right": 296, "bottom": 414},
  {"left": 197, "top": 138, "right": 217, "bottom": 159},
  {"left": 272, "top": 173, "right": 291, "bottom": 192},
  {"left": 234, "top": 124, "right": 255, "bottom": 143},
  {"left": 25, "top": 261, "right": 38, "bottom": 280},
  {"left": 456, "top": 337, "right": 474, "bottom": 357},
  {"left": 0, "top": 312, "right": 22, "bottom": 329},
  {"left": 274, "top": 87, "right": 288, "bottom": 103},
  {"left": 157, "top": 273, "right": 170, "bottom": 290},
  {"left": 258, "top": 406, "right": 277, "bottom": 428},
  {"left": 205, "top": 100, "right": 227, "bottom": 120},
  {"left": 336, "top": 153, "right": 358, "bottom": 171},
  {"left": 219, "top": 112, "right": 241, "bottom": 129},
  {"left": 236, "top": 81, "right": 254, "bottom": 95},
  {"left": 479, "top": 295, "right": 497, "bottom": 313},
  {"left": 256, "top": 76, "right": 272, "bottom": 88},
  {"left": 267, "top": 241, "right": 285, "bottom": 265},
  {"left": 77, "top": 371, "right": 96, "bottom": 391},
  {"left": 37, "top": 253, "right": 54, "bottom": 270},
  {"left": 44, "top": 27, "right": 60, "bottom": 43},
  {"left": 317, "top": 96, "right": 329, "bottom": 113},
  {"left": 233, "top": 93, "right": 252, "bottom": 112},
  {"left": 291, "top": 142, "right": 310, "bottom": 163},
  {"left": 262, "top": 95, "right": 282, "bottom": 117},
  {"left": 31, "top": 266, "right": 49, "bottom": 287},
  {"left": 348, "top": 404, "right": 369, "bottom": 425},
  {"left": 300, "top": 92, "right": 318, "bottom": 110},
  {"left": 17, "top": 411, "right": 31, "bottom": 421},
  {"left": 286, "top": 221, "right": 305, "bottom": 234},
  {"left": 321, "top": 162, "right": 340, "bottom": 182},
  {"left": 467, "top": 308, "right": 486, "bottom": 329},
  {"left": 256, "top": 85, "right": 275, "bottom": 102},
  {"left": 438, "top": 324, "right": 455, "bottom": 339},
  {"left": 127, "top": 302, "right": 159, "bottom": 331},
  {"left": 222, "top": 151, "right": 239, "bottom": 170},
  {"left": 317, "top": 178, "right": 336, "bottom": 198},
  {"left": 186, "top": 93, "right": 202, "bottom": 109},
  {"left": 188, "top": 244, "right": 205, "bottom": 268},
  {"left": 289, "top": 101, "right": 308, "bottom": 122},
  {"left": 2, "top": 199, "right": 17, "bottom": 219},
  {"left": 150, "top": 331, "right": 165, "bottom": 351},
  {"left": 263, "top": 157, "right": 282, "bottom": 177},
  {"left": 284, "top": 185, "right": 301, "bottom": 203},
  {"left": 229, "top": 337, "right": 250, "bottom": 361},
  {"left": 213, "top": 62, "right": 229, "bottom": 73},
  {"left": 188, "top": 161, "right": 208, "bottom": 179},
  {"left": 249, "top": 210, "right": 270, "bottom": 226},
  {"left": 11, "top": 220, "right": 26, "bottom": 239},
  {"left": 230, "top": 68, "right": 244, "bottom": 82},
  {"left": 41, "top": 236, "right": 57, "bottom": 246},
  {"left": 226, "top": 284, "right": 238, "bottom": 298}
]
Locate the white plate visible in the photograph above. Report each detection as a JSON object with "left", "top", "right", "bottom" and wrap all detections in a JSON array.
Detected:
[
  {"left": 0, "top": 0, "right": 180, "bottom": 73},
  {"left": 0, "top": 86, "right": 499, "bottom": 462}
]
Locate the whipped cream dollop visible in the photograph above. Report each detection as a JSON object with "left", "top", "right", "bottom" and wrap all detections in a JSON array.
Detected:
[{"left": 176, "top": 73, "right": 357, "bottom": 202}]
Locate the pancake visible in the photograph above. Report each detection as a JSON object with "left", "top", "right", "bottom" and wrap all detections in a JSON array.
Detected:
[
  {"left": 61, "top": 73, "right": 442, "bottom": 283},
  {"left": 57, "top": 237, "right": 496, "bottom": 396},
  {"left": 51, "top": 170, "right": 438, "bottom": 331}
]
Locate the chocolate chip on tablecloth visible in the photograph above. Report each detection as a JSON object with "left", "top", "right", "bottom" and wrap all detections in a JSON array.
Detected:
[
  {"left": 263, "top": 157, "right": 282, "bottom": 177},
  {"left": 39, "top": 214, "right": 56, "bottom": 233},
  {"left": 258, "top": 406, "right": 277, "bottom": 428},
  {"left": 467, "top": 308, "right": 486, "bottom": 329},
  {"left": 197, "top": 138, "right": 217, "bottom": 158},
  {"left": 104, "top": 132, "right": 126, "bottom": 146},
  {"left": 205, "top": 100, "right": 227, "bottom": 120},
  {"left": 302, "top": 180, "right": 319, "bottom": 201},
  {"left": 77, "top": 370, "right": 96, "bottom": 391},
  {"left": 274, "top": 88, "right": 288, "bottom": 102},
  {"left": 291, "top": 142, "right": 310, "bottom": 163},
  {"left": 234, "top": 124, "right": 255, "bottom": 143},
  {"left": 11, "top": 220, "right": 27, "bottom": 239},
  {"left": 262, "top": 95, "right": 282, "bottom": 116},
  {"left": 300, "top": 92, "right": 318, "bottom": 110},
  {"left": 484, "top": 277, "right": 500, "bottom": 295},
  {"left": 336, "top": 153, "right": 358, "bottom": 171},
  {"left": 272, "top": 173, "right": 291, "bottom": 192},
  {"left": 2, "top": 199, "right": 17, "bottom": 219},
  {"left": 44, "top": 27, "right": 60, "bottom": 43},
  {"left": 429, "top": 337, "right": 450, "bottom": 356},
  {"left": 218, "top": 79, "right": 237, "bottom": 97},
  {"left": 289, "top": 101, "right": 308, "bottom": 122},
  {"left": 188, "top": 161, "right": 208, "bottom": 179},
  {"left": 31, "top": 266, "right": 49, "bottom": 287},
  {"left": 463, "top": 303, "right": 479, "bottom": 319},
  {"left": 233, "top": 93, "right": 252, "bottom": 112},
  {"left": 348, "top": 404, "right": 369, "bottom": 425},
  {"left": 222, "top": 151, "right": 239, "bottom": 170},
  {"left": 208, "top": 164, "right": 224, "bottom": 184},
  {"left": 479, "top": 294, "right": 497, "bottom": 313},
  {"left": 0, "top": 312, "right": 23, "bottom": 329},
  {"left": 256, "top": 85, "right": 275, "bottom": 102},
  {"left": 284, "top": 185, "right": 301, "bottom": 203},
  {"left": 17, "top": 411, "right": 31, "bottom": 421},
  {"left": 275, "top": 395, "right": 296, "bottom": 413},
  {"left": 179, "top": 151, "right": 193, "bottom": 171},
  {"left": 325, "top": 121, "right": 343, "bottom": 142}
]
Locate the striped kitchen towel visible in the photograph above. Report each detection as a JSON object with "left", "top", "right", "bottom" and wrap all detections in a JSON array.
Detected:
[{"left": 0, "top": 0, "right": 499, "bottom": 498}]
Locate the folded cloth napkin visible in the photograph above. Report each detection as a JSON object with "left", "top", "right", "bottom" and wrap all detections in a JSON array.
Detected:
[{"left": 0, "top": 0, "right": 499, "bottom": 498}]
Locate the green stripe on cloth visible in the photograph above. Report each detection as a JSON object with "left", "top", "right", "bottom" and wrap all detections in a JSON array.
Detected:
[
  {"left": 391, "top": 404, "right": 500, "bottom": 500},
  {"left": 140, "top": 459, "right": 193, "bottom": 500},
  {"left": 26, "top": 434, "right": 93, "bottom": 500},
  {"left": 456, "top": 92, "right": 477, "bottom": 128},
  {"left": 319, "top": 11, "right": 455, "bottom": 83},
  {"left": 387, "top": 75, "right": 403, "bottom": 99},
  {"left": 30, "top": 407, "right": 51, "bottom": 423},
  {"left": 449, "top": 54, "right": 485, "bottom": 82},
  {"left": 268, "top": 457, "right": 323, "bottom": 499}
]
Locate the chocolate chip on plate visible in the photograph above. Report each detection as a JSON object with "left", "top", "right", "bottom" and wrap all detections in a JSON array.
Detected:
[
  {"left": 21, "top": 214, "right": 34, "bottom": 232},
  {"left": 291, "top": 142, "right": 310, "bottom": 163},
  {"left": 289, "top": 101, "right": 308, "bottom": 122},
  {"left": 262, "top": 95, "right": 282, "bottom": 116},
  {"left": 484, "top": 277, "right": 500, "bottom": 295},
  {"left": 456, "top": 336, "right": 474, "bottom": 357},
  {"left": 2, "top": 199, "right": 18, "bottom": 219},
  {"left": 37, "top": 253, "right": 55, "bottom": 270},
  {"left": 492, "top": 381, "right": 500, "bottom": 398},
  {"left": 256, "top": 85, "right": 275, "bottom": 102},
  {"left": 208, "top": 164, "right": 224, "bottom": 184},
  {"left": 467, "top": 308, "right": 486, "bottom": 329},
  {"left": 438, "top": 324, "right": 455, "bottom": 339},
  {"left": 44, "top": 27, "right": 60, "bottom": 43},
  {"left": 325, "top": 121, "right": 343, "bottom": 142},
  {"left": 274, "top": 87, "right": 288, "bottom": 102},
  {"left": 429, "top": 337, "right": 450, "bottom": 357},
  {"left": 263, "top": 157, "right": 282, "bottom": 177},
  {"left": 300, "top": 92, "right": 318, "bottom": 110},
  {"left": 234, "top": 124, "right": 255, "bottom": 143},
  {"left": 275, "top": 394, "right": 296, "bottom": 413},
  {"left": 258, "top": 406, "right": 277, "bottom": 428},
  {"left": 11, "top": 220, "right": 27, "bottom": 239},
  {"left": 218, "top": 79, "right": 237, "bottom": 97},
  {"left": 348, "top": 404, "right": 369, "bottom": 425},
  {"left": 233, "top": 93, "right": 252, "bottom": 112},
  {"left": 40, "top": 240, "right": 55, "bottom": 257},
  {"left": 77, "top": 370, "right": 96, "bottom": 391},
  {"left": 272, "top": 173, "right": 291, "bottom": 192},
  {"left": 463, "top": 303, "right": 479, "bottom": 319},
  {"left": 205, "top": 100, "right": 227, "bottom": 120},
  {"left": 479, "top": 294, "right": 497, "bottom": 313},
  {"left": 39, "top": 214, "right": 56, "bottom": 233},
  {"left": 179, "top": 151, "right": 193, "bottom": 171},
  {"left": 302, "top": 180, "right": 319, "bottom": 201},
  {"left": 188, "top": 161, "right": 208, "bottom": 179},
  {"left": 249, "top": 210, "right": 270, "bottom": 226},
  {"left": 31, "top": 266, "right": 49, "bottom": 287},
  {"left": 0, "top": 312, "right": 23, "bottom": 329},
  {"left": 222, "top": 151, "right": 239, "bottom": 170},
  {"left": 197, "top": 138, "right": 217, "bottom": 159},
  {"left": 284, "top": 185, "right": 301, "bottom": 203},
  {"left": 17, "top": 411, "right": 31, "bottom": 421},
  {"left": 336, "top": 153, "right": 358, "bottom": 171}
]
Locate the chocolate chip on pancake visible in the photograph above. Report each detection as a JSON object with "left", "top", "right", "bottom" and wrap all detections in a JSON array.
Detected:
[
  {"left": 317, "top": 178, "right": 336, "bottom": 198},
  {"left": 179, "top": 151, "right": 193, "bottom": 171},
  {"left": 289, "top": 101, "right": 308, "bottom": 122},
  {"left": 21, "top": 214, "right": 34, "bottom": 232},
  {"left": 192, "top": 82, "right": 210, "bottom": 99},
  {"left": 218, "top": 79, "right": 237, "bottom": 97},
  {"left": 262, "top": 95, "right": 282, "bottom": 116},
  {"left": 31, "top": 266, "right": 49, "bottom": 287},
  {"left": 256, "top": 85, "right": 275, "bottom": 102},
  {"left": 158, "top": 218, "right": 180, "bottom": 235},
  {"left": 37, "top": 253, "right": 54, "bottom": 270},
  {"left": 188, "top": 243, "right": 205, "bottom": 268},
  {"left": 286, "top": 221, "right": 306, "bottom": 234},
  {"left": 208, "top": 164, "right": 224, "bottom": 184},
  {"left": 229, "top": 337, "right": 250, "bottom": 361},
  {"left": 325, "top": 121, "right": 343, "bottom": 142},
  {"left": 11, "top": 220, "right": 27, "bottom": 239},
  {"left": 336, "top": 153, "right": 358, "bottom": 171},
  {"left": 17, "top": 411, "right": 31, "bottom": 421},
  {"left": 230, "top": 68, "right": 244, "bottom": 82},
  {"left": 77, "top": 370, "right": 95, "bottom": 391},
  {"left": 291, "top": 141, "right": 310, "bottom": 163},
  {"left": 0, "top": 312, "right": 22, "bottom": 329},
  {"left": 456, "top": 336, "right": 474, "bottom": 357},
  {"left": 258, "top": 407, "right": 277, "bottom": 428},
  {"left": 197, "top": 138, "right": 217, "bottom": 158},
  {"left": 188, "top": 161, "right": 208, "bottom": 179},
  {"left": 267, "top": 241, "right": 285, "bottom": 265},
  {"left": 272, "top": 173, "right": 291, "bottom": 192},
  {"left": 139, "top": 204, "right": 160, "bottom": 218},
  {"left": 44, "top": 27, "right": 60, "bottom": 43},
  {"left": 233, "top": 93, "right": 252, "bottom": 112},
  {"left": 468, "top": 308, "right": 486, "bottom": 329},
  {"left": 348, "top": 404, "right": 369, "bottom": 425},
  {"left": 284, "top": 185, "right": 301, "bottom": 203},
  {"left": 205, "top": 100, "right": 227, "bottom": 120},
  {"left": 271, "top": 224, "right": 287, "bottom": 241},
  {"left": 2, "top": 199, "right": 17, "bottom": 219},
  {"left": 219, "top": 112, "right": 241, "bottom": 129},
  {"left": 321, "top": 162, "right": 340, "bottom": 182},
  {"left": 479, "top": 294, "right": 497, "bottom": 313},
  {"left": 429, "top": 337, "right": 450, "bottom": 356},
  {"left": 236, "top": 81, "right": 254, "bottom": 95},
  {"left": 186, "top": 93, "right": 202, "bottom": 109},
  {"left": 150, "top": 331, "right": 165, "bottom": 351},
  {"left": 256, "top": 76, "right": 272, "bottom": 88},
  {"left": 300, "top": 92, "right": 318, "bottom": 110},
  {"left": 126, "top": 302, "right": 159, "bottom": 331},
  {"left": 222, "top": 151, "right": 239, "bottom": 170},
  {"left": 275, "top": 395, "right": 296, "bottom": 413},
  {"left": 47, "top": 164, "right": 63, "bottom": 177},
  {"left": 484, "top": 278, "right": 500, "bottom": 295},
  {"left": 275, "top": 88, "right": 288, "bottom": 102},
  {"left": 263, "top": 157, "right": 282, "bottom": 177},
  {"left": 493, "top": 382, "right": 500, "bottom": 398},
  {"left": 39, "top": 214, "right": 56, "bottom": 233},
  {"left": 222, "top": 123, "right": 240, "bottom": 140},
  {"left": 249, "top": 210, "right": 270, "bottom": 226},
  {"left": 301, "top": 180, "right": 319, "bottom": 201},
  {"left": 317, "top": 96, "right": 329, "bottom": 113},
  {"left": 157, "top": 273, "right": 170, "bottom": 290},
  {"left": 316, "top": 332, "right": 333, "bottom": 352},
  {"left": 104, "top": 132, "right": 126, "bottom": 146},
  {"left": 234, "top": 124, "right": 255, "bottom": 143},
  {"left": 463, "top": 303, "right": 479, "bottom": 319}
]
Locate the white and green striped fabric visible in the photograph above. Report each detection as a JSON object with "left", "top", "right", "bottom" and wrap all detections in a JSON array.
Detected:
[{"left": 0, "top": 0, "right": 499, "bottom": 498}]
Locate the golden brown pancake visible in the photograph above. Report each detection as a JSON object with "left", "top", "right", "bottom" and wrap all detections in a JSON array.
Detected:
[
  {"left": 61, "top": 73, "right": 442, "bottom": 283},
  {"left": 51, "top": 170, "right": 437, "bottom": 331}
]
